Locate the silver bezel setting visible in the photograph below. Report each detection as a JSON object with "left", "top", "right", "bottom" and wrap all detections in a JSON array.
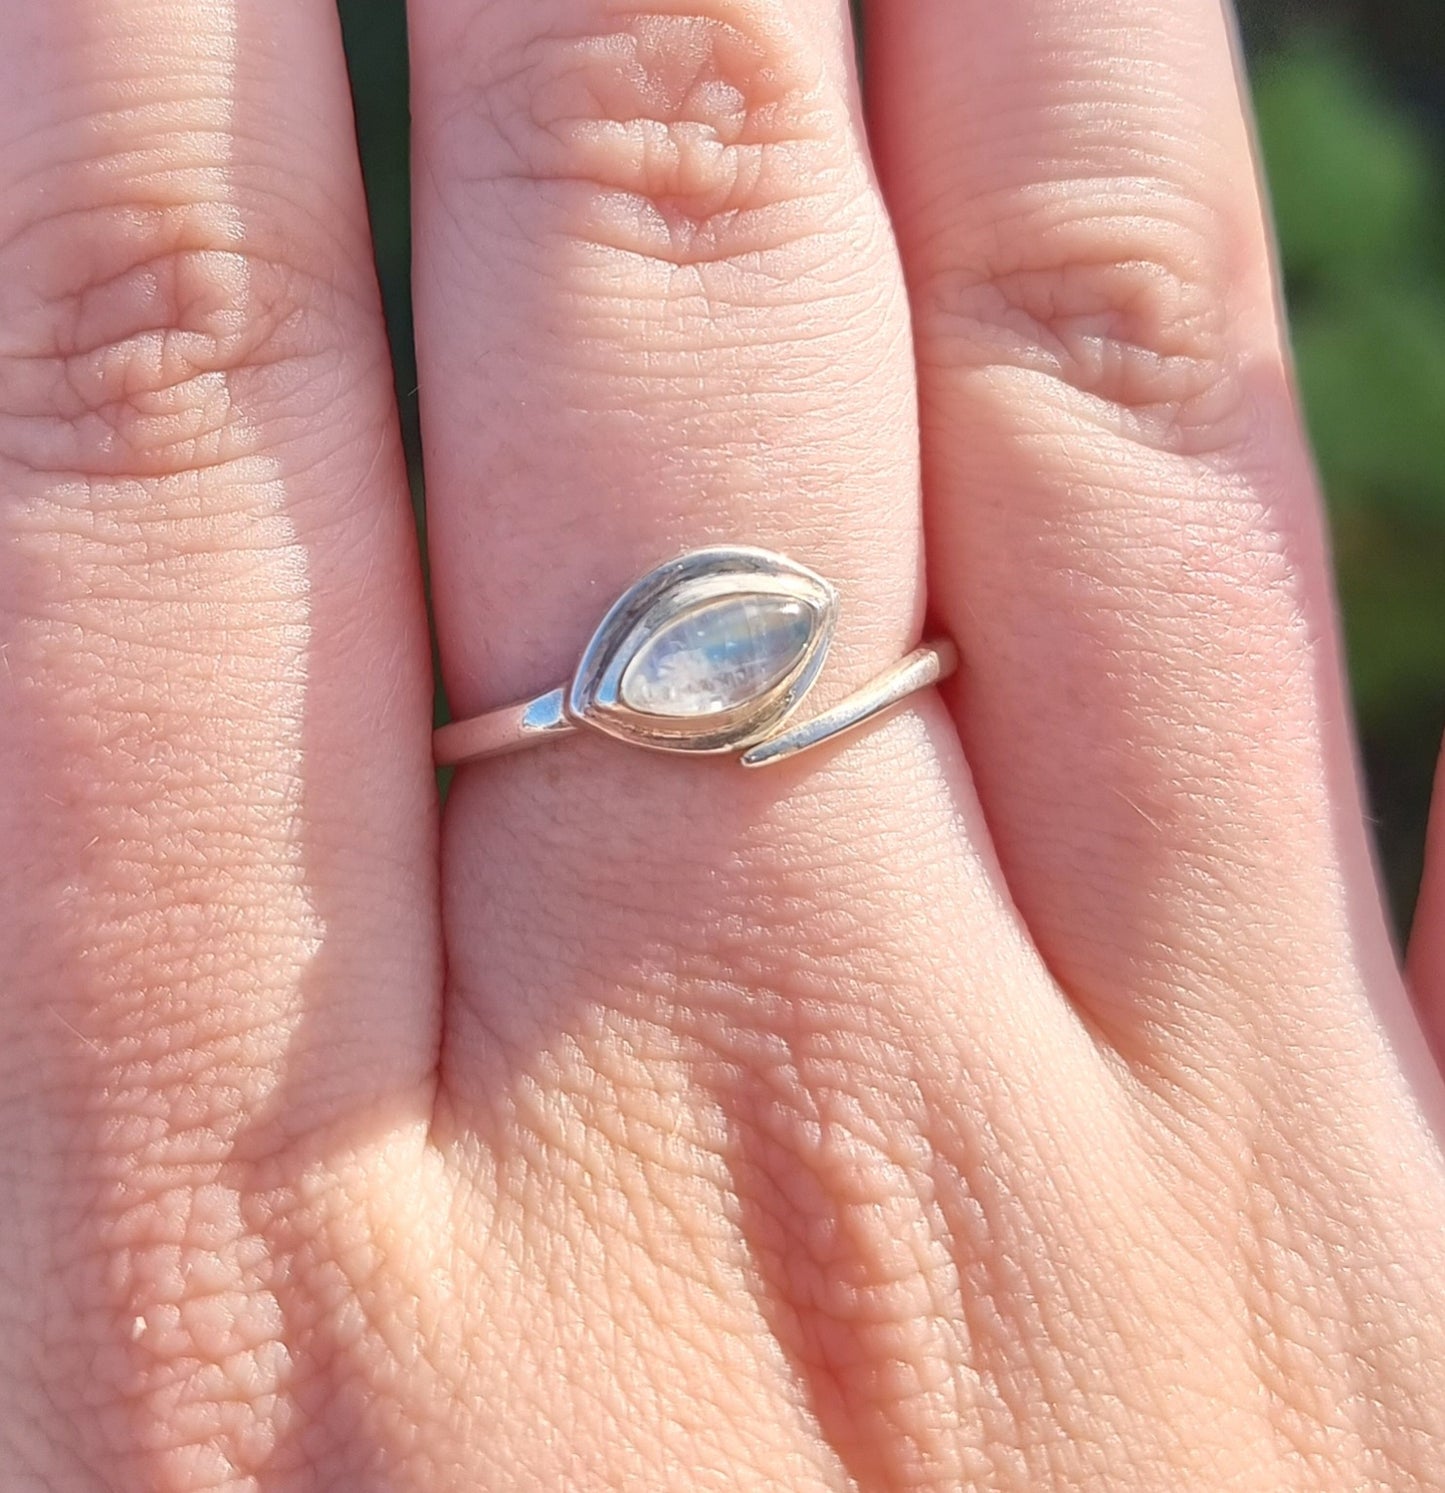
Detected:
[{"left": 567, "top": 546, "right": 838, "bottom": 753}]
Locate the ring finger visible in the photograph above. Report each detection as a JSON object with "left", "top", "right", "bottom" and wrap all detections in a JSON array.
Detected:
[
  {"left": 411, "top": 0, "right": 964, "bottom": 1060},
  {"left": 407, "top": 0, "right": 1095, "bottom": 1482}
]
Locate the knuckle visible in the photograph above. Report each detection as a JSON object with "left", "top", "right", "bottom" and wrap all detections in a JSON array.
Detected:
[
  {"left": 0, "top": 196, "right": 356, "bottom": 483},
  {"left": 433, "top": 2, "right": 860, "bottom": 267},
  {"left": 914, "top": 184, "right": 1251, "bottom": 447}
]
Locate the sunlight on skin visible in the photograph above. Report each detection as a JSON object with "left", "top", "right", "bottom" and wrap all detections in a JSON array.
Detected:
[
  {"left": 0, "top": 0, "right": 1443, "bottom": 1489},
  {"left": 0, "top": 0, "right": 439, "bottom": 1487},
  {"left": 0, "top": 3, "right": 318, "bottom": 1482}
]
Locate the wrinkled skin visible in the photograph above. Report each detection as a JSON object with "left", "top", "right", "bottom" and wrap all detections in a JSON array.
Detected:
[{"left": 3, "top": 1, "right": 1445, "bottom": 1489}]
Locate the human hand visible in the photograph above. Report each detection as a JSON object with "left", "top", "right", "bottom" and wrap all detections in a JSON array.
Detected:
[{"left": 3, "top": 0, "right": 1445, "bottom": 1488}]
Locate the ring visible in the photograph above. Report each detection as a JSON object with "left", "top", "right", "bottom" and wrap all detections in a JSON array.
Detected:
[{"left": 433, "top": 546, "right": 957, "bottom": 770}]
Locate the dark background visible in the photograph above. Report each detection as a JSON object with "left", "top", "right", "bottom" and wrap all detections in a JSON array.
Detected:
[{"left": 335, "top": 0, "right": 1445, "bottom": 937}]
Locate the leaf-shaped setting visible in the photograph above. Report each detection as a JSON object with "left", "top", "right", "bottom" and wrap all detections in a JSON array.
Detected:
[{"left": 568, "top": 547, "right": 837, "bottom": 753}]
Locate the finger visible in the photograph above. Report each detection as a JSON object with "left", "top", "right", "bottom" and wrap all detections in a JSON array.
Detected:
[
  {"left": 409, "top": 0, "right": 1096, "bottom": 1482},
  {"left": 1409, "top": 745, "right": 1445, "bottom": 1054},
  {"left": 411, "top": 0, "right": 939, "bottom": 1037},
  {"left": 0, "top": 0, "right": 436, "bottom": 1476},
  {"left": 862, "top": 0, "right": 1408, "bottom": 1047}
]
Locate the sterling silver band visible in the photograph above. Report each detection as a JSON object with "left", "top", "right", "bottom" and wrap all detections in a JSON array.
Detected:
[{"left": 433, "top": 547, "right": 957, "bottom": 771}]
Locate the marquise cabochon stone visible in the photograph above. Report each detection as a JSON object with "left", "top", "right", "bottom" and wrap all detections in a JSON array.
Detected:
[{"left": 619, "top": 595, "right": 816, "bottom": 717}]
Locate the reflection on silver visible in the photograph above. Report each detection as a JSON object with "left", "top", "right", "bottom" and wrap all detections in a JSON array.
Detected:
[
  {"left": 738, "top": 642, "right": 958, "bottom": 768},
  {"left": 432, "top": 546, "right": 956, "bottom": 771}
]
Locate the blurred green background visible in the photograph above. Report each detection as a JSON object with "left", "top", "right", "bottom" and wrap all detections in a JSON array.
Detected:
[{"left": 335, "top": 0, "right": 1445, "bottom": 936}]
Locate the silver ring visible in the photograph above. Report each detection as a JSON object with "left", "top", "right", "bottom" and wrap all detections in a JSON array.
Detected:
[{"left": 433, "top": 546, "right": 957, "bottom": 770}]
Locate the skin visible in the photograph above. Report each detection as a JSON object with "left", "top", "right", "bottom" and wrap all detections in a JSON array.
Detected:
[{"left": 1, "top": 0, "right": 1443, "bottom": 1487}]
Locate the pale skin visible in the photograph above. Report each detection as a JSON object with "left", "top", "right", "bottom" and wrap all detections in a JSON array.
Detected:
[{"left": 3, "top": 0, "right": 1445, "bottom": 1487}]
